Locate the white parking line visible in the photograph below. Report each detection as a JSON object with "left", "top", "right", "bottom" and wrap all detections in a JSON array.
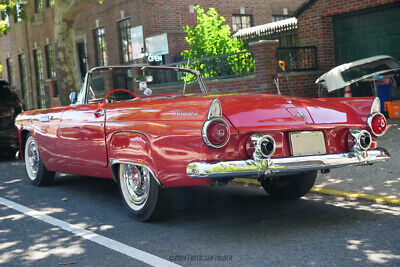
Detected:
[{"left": 0, "top": 196, "right": 180, "bottom": 267}]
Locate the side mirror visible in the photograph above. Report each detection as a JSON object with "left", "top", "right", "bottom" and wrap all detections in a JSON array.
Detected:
[{"left": 69, "top": 92, "right": 77, "bottom": 104}]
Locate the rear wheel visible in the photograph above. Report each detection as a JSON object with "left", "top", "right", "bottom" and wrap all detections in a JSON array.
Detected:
[
  {"left": 118, "top": 164, "right": 168, "bottom": 221},
  {"left": 24, "top": 134, "right": 55, "bottom": 186},
  {"left": 260, "top": 171, "right": 317, "bottom": 200}
]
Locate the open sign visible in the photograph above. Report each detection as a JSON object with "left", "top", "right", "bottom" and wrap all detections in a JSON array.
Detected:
[{"left": 148, "top": 55, "right": 163, "bottom": 62}]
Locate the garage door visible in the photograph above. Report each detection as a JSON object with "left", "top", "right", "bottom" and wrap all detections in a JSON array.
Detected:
[{"left": 333, "top": 3, "right": 400, "bottom": 65}]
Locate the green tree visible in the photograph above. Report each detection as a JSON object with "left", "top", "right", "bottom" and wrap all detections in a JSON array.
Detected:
[
  {"left": 0, "top": 0, "right": 18, "bottom": 37},
  {"left": 0, "top": 0, "right": 102, "bottom": 106},
  {"left": 182, "top": 6, "right": 254, "bottom": 80}
]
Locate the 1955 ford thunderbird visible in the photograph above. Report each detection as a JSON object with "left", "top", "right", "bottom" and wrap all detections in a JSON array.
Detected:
[{"left": 15, "top": 65, "right": 390, "bottom": 221}]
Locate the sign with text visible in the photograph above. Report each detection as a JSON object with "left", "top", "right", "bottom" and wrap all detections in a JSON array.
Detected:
[
  {"left": 130, "top": 25, "right": 144, "bottom": 60},
  {"left": 145, "top": 33, "right": 169, "bottom": 56}
]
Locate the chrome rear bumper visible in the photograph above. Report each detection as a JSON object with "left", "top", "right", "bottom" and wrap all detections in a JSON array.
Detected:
[{"left": 186, "top": 148, "right": 390, "bottom": 179}]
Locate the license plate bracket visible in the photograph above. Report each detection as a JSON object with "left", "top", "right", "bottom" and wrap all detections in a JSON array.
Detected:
[{"left": 289, "top": 131, "right": 326, "bottom": 156}]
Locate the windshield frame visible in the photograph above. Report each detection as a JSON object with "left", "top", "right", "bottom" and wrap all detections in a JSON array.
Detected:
[{"left": 79, "top": 65, "right": 208, "bottom": 105}]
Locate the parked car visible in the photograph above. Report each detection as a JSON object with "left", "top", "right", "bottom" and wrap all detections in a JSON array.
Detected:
[
  {"left": 15, "top": 66, "right": 390, "bottom": 221},
  {"left": 0, "top": 80, "right": 21, "bottom": 157}
]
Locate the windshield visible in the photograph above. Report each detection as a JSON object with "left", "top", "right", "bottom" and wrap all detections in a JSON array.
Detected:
[{"left": 83, "top": 66, "right": 206, "bottom": 103}]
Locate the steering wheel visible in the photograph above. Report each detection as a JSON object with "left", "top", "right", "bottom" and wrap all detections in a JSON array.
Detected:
[{"left": 100, "top": 89, "right": 137, "bottom": 104}]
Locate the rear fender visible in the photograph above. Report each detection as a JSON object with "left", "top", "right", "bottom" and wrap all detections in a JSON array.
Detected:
[
  {"left": 317, "top": 97, "right": 375, "bottom": 123},
  {"left": 107, "top": 132, "right": 160, "bottom": 185}
]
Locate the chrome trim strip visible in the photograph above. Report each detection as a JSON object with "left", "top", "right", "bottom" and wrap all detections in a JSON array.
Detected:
[
  {"left": 186, "top": 148, "right": 390, "bottom": 179},
  {"left": 207, "top": 99, "right": 222, "bottom": 120},
  {"left": 370, "top": 97, "right": 381, "bottom": 114},
  {"left": 109, "top": 158, "right": 162, "bottom": 186}
]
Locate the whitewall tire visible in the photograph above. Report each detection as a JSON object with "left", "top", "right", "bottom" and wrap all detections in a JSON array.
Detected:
[
  {"left": 118, "top": 163, "right": 168, "bottom": 221},
  {"left": 24, "top": 134, "right": 55, "bottom": 186}
]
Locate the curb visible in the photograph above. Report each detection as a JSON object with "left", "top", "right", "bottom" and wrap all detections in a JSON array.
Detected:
[{"left": 232, "top": 178, "right": 400, "bottom": 206}]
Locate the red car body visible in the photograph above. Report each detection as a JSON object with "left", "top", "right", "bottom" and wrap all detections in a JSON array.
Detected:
[
  {"left": 15, "top": 65, "right": 390, "bottom": 220},
  {"left": 15, "top": 92, "right": 385, "bottom": 185}
]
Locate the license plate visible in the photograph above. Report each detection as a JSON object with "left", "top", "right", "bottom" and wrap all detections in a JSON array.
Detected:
[{"left": 289, "top": 131, "right": 326, "bottom": 156}]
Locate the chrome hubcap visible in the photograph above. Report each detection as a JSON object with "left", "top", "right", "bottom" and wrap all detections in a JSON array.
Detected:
[
  {"left": 27, "top": 141, "right": 39, "bottom": 178},
  {"left": 122, "top": 165, "right": 150, "bottom": 209}
]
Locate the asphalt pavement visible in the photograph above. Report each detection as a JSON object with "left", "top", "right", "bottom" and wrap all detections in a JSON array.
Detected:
[
  {"left": 314, "top": 119, "right": 400, "bottom": 198},
  {"left": 0, "top": 119, "right": 399, "bottom": 266}
]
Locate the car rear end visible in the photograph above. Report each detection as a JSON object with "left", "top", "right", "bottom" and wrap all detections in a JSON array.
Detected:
[{"left": 186, "top": 95, "right": 390, "bottom": 180}]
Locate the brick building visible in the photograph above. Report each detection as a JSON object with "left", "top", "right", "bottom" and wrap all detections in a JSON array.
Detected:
[
  {"left": 0, "top": 0, "right": 305, "bottom": 110},
  {"left": 278, "top": 0, "right": 400, "bottom": 97}
]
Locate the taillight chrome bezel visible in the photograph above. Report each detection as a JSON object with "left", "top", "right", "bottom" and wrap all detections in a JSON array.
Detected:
[
  {"left": 202, "top": 118, "right": 230, "bottom": 149},
  {"left": 367, "top": 112, "right": 387, "bottom": 137}
]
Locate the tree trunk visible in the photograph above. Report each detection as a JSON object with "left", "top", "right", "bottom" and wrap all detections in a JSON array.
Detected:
[
  {"left": 54, "top": 13, "right": 78, "bottom": 105},
  {"left": 54, "top": 0, "right": 99, "bottom": 105}
]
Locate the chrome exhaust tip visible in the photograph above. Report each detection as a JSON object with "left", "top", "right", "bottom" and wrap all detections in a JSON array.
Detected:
[
  {"left": 349, "top": 129, "right": 372, "bottom": 152},
  {"left": 250, "top": 134, "right": 276, "bottom": 159}
]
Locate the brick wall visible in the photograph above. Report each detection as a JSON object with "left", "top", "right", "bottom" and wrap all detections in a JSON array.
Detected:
[
  {"left": 297, "top": 0, "right": 399, "bottom": 72},
  {"left": 0, "top": 0, "right": 306, "bottom": 109}
]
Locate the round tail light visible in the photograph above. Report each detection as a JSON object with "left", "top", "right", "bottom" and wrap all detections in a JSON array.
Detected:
[
  {"left": 202, "top": 119, "right": 230, "bottom": 148},
  {"left": 367, "top": 113, "right": 387, "bottom": 137}
]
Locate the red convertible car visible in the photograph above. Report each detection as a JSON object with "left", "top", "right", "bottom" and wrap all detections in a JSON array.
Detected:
[{"left": 15, "top": 66, "right": 390, "bottom": 221}]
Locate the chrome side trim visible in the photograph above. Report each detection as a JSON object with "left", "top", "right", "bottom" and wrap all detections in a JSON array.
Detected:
[
  {"left": 109, "top": 158, "right": 162, "bottom": 186},
  {"left": 186, "top": 148, "right": 390, "bottom": 179}
]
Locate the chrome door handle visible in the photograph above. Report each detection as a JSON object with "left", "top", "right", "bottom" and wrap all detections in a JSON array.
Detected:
[
  {"left": 94, "top": 108, "right": 105, "bottom": 117},
  {"left": 40, "top": 114, "right": 53, "bottom": 122}
]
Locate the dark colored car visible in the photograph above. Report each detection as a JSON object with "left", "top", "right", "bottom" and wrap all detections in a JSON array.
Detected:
[{"left": 0, "top": 80, "right": 21, "bottom": 157}]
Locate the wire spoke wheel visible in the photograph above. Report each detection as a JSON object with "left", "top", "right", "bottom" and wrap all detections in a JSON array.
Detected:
[
  {"left": 25, "top": 137, "right": 40, "bottom": 180},
  {"left": 118, "top": 163, "right": 168, "bottom": 221},
  {"left": 121, "top": 165, "right": 151, "bottom": 210}
]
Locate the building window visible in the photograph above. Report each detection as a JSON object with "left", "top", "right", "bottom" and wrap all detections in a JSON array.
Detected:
[
  {"left": 93, "top": 27, "right": 108, "bottom": 66},
  {"left": 18, "top": 54, "right": 30, "bottom": 110},
  {"left": 232, "top": 14, "right": 253, "bottom": 32},
  {"left": 33, "top": 49, "right": 46, "bottom": 108},
  {"left": 118, "top": 18, "right": 133, "bottom": 63},
  {"left": 45, "top": 44, "right": 56, "bottom": 78},
  {"left": 34, "top": 0, "right": 44, "bottom": 13},
  {"left": 46, "top": 0, "right": 55, "bottom": 7},
  {"left": 273, "top": 15, "right": 292, "bottom": 22},
  {"left": 6, "top": 58, "right": 15, "bottom": 87}
]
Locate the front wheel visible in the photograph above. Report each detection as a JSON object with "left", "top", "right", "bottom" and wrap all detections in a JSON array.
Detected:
[
  {"left": 118, "top": 164, "right": 168, "bottom": 221},
  {"left": 260, "top": 171, "right": 317, "bottom": 200},
  {"left": 24, "top": 134, "right": 55, "bottom": 186}
]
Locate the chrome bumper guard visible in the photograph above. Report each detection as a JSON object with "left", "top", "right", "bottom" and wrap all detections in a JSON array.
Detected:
[{"left": 186, "top": 148, "right": 390, "bottom": 179}]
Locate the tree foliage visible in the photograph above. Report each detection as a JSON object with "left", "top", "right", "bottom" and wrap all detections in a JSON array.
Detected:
[
  {"left": 182, "top": 6, "right": 254, "bottom": 80},
  {"left": 182, "top": 6, "right": 245, "bottom": 59}
]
